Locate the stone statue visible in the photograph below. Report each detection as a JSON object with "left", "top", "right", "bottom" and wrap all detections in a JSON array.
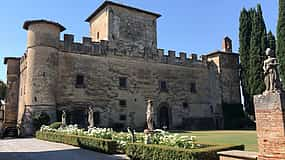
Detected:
[
  {"left": 263, "top": 48, "right": 281, "bottom": 92},
  {"left": 146, "top": 99, "right": 154, "bottom": 131},
  {"left": 88, "top": 107, "right": 94, "bottom": 128},
  {"left": 61, "top": 110, "right": 66, "bottom": 126}
]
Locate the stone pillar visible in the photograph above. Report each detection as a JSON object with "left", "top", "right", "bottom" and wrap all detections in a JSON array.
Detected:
[{"left": 254, "top": 92, "right": 285, "bottom": 160}]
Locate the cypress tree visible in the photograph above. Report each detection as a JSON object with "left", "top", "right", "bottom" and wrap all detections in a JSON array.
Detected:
[
  {"left": 239, "top": 8, "right": 252, "bottom": 114},
  {"left": 277, "top": 0, "right": 285, "bottom": 86},
  {"left": 268, "top": 31, "right": 276, "bottom": 52},
  {"left": 248, "top": 5, "right": 266, "bottom": 114},
  {"left": 257, "top": 4, "right": 268, "bottom": 56}
]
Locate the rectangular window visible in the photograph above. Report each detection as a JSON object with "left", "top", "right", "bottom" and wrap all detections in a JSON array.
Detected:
[
  {"left": 76, "top": 75, "right": 85, "bottom": 88},
  {"left": 97, "top": 32, "right": 100, "bottom": 40},
  {"left": 119, "top": 77, "right": 127, "bottom": 88},
  {"left": 119, "top": 100, "right": 127, "bottom": 107},
  {"left": 190, "top": 82, "right": 196, "bottom": 93},
  {"left": 160, "top": 80, "right": 167, "bottom": 91},
  {"left": 120, "top": 115, "right": 127, "bottom": 121}
]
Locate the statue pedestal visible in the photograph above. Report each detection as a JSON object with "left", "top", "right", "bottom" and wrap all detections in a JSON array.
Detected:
[{"left": 254, "top": 91, "right": 285, "bottom": 160}]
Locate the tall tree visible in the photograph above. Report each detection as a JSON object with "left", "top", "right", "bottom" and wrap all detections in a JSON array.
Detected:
[
  {"left": 268, "top": 31, "right": 276, "bottom": 52},
  {"left": 239, "top": 8, "right": 252, "bottom": 114},
  {"left": 249, "top": 5, "right": 266, "bottom": 97},
  {"left": 257, "top": 4, "right": 268, "bottom": 58},
  {"left": 0, "top": 80, "right": 6, "bottom": 100},
  {"left": 277, "top": 0, "right": 285, "bottom": 87}
]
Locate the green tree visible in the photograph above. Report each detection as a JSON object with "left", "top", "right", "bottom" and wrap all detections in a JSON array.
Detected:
[
  {"left": 249, "top": 5, "right": 266, "bottom": 97},
  {"left": 268, "top": 31, "right": 276, "bottom": 52},
  {"left": 239, "top": 4, "right": 268, "bottom": 115},
  {"left": 277, "top": 0, "right": 285, "bottom": 87},
  {"left": 239, "top": 8, "right": 252, "bottom": 114},
  {"left": 0, "top": 80, "right": 6, "bottom": 100}
]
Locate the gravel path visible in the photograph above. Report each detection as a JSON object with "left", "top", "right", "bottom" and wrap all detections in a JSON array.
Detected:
[{"left": 0, "top": 138, "right": 129, "bottom": 160}]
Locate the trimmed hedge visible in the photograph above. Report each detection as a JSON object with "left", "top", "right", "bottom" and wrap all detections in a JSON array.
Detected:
[
  {"left": 36, "top": 131, "right": 117, "bottom": 154},
  {"left": 126, "top": 143, "right": 244, "bottom": 160}
]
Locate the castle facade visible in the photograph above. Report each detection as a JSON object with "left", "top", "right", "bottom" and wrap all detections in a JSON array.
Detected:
[{"left": 4, "top": 1, "right": 241, "bottom": 136}]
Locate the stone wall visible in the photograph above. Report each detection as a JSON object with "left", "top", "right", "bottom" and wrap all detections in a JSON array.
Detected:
[
  {"left": 55, "top": 51, "right": 223, "bottom": 129},
  {"left": 108, "top": 4, "right": 158, "bottom": 53},
  {"left": 14, "top": 32, "right": 241, "bottom": 133},
  {"left": 4, "top": 58, "right": 20, "bottom": 136},
  {"left": 207, "top": 52, "right": 241, "bottom": 105}
]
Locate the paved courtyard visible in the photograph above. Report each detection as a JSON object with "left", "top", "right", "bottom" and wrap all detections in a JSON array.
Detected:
[{"left": 0, "top": 138, "right": 128, "bottom": 160}]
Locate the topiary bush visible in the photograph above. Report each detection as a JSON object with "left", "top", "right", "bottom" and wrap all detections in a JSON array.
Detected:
[
  {"left": 36, "top": 131, "right": 117, "bottom": 154},
  {"left": 126, "top": 143, "right": 244, "bottom": 160},
  {"left": 49, "top": 122, "right": 62, "bottom": 129}
]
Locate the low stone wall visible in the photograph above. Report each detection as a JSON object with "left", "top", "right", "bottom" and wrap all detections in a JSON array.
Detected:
[{"left": 218, "top": 150, "right": 257, "bottom": 160}]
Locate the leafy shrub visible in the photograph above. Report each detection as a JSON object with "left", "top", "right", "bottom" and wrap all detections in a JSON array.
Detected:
[
  {"left": 33, "top": 112, "right": 50, "bottom": 131},
  {"left": 49, "top": 122, "right": 62, "bottom": 129},
  {"left": 126, "top": 143, "right": 245, "bottom": 160},
  {"left": 36, "top": 131, "right": 117, "bottom": 154}
]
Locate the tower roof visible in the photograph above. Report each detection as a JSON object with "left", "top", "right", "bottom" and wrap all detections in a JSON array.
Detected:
[
  {"left": 23, "top": 20, "right": 66, "bottom": 32},
  {"left": 85, "top": 1, "right": 161, "bottom": 22}
]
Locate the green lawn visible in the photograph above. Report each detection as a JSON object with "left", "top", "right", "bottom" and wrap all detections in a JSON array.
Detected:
[{"left": 174, "top": 130, "right": 258, "bottom": 152}]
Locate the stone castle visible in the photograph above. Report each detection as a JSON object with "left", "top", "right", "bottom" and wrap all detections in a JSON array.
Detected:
[{"left": 4, "top": 1, "right": 241, "bottom": 136}]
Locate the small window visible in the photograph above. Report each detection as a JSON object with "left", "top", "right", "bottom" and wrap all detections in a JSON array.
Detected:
[
  {"left": 160, "top": 80, "right": 167, "bottom": 91},
  {"left": 190, "top": 83, "right": 196, "bottom": 93},
  {"left": 119, "top": 77, "right": 127, "bottom": 88},
  {"left": 119, "top": 100, "right": 127, "bottom": 107},
  {"left": 76, "top": 75, "right": 85, "bottom": 88},
  {"left": 97, "top": 32, "right": 100, "bottom": 40},
  {"left": 183, "top": 102, "right": 188, "bottom": 109},
  {"left": 120, "top": 115, "right": 127, "bottom": 121},
  {"left": 210, "top": 105, "right": 214, "bottom": 113}
]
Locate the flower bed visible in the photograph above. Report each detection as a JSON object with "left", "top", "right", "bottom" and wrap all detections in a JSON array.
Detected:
[
  {"left": 40, "top": 125, "right": 199, "bottom": 150},
  {"left": 37, "top": 125, "right": 245, "bottom": 159}
]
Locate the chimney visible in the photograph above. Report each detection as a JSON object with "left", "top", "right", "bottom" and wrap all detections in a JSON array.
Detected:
[{"left": 222, "top": 37, "right": 232, "bottom": 53}]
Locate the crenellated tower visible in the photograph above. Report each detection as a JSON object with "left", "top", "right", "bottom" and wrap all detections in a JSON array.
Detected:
[{"left": 21, "top": 20, "right": 65, "bottom": 135}]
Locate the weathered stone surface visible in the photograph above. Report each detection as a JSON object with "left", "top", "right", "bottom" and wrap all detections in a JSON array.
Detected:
[
  {"left": 4, "top": 58, "right": 20, "bottom": 136},
  {"left": 254, "top": 92, "right": 285, "bottom": 160},
  {"left": 4, "top": 1, "right": 241, "bottom": 136}
]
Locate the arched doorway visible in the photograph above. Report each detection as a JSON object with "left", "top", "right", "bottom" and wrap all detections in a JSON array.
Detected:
[{"left": 158, "top": 103, "right": 171, "bottom": 129}]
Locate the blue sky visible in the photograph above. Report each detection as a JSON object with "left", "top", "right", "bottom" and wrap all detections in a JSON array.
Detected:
[{"left": 0, "top": 0, "right": 278, "bottom": 81}]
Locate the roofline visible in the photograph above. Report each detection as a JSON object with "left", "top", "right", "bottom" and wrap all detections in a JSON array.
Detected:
[
  {"left": 4, "top": 57, "right": 21, "bottom": 64},
  {"left": 85, "top": 1, "right": 161, "bottom": 22},
  {"left": 23, "top": 20, "right": 66, "bottom": 32},
  {"left": 206, "top": 50, "right": 239, "bottom": 57}
]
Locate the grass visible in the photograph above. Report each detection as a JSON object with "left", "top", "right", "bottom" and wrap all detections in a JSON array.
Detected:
[{"left": 173, "top": 130, "right": 257, "bottom": 152}]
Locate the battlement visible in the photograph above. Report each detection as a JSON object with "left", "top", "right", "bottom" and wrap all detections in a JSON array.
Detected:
[{"left": 59, "top": 34, "right": 207, "bottom": 67}]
